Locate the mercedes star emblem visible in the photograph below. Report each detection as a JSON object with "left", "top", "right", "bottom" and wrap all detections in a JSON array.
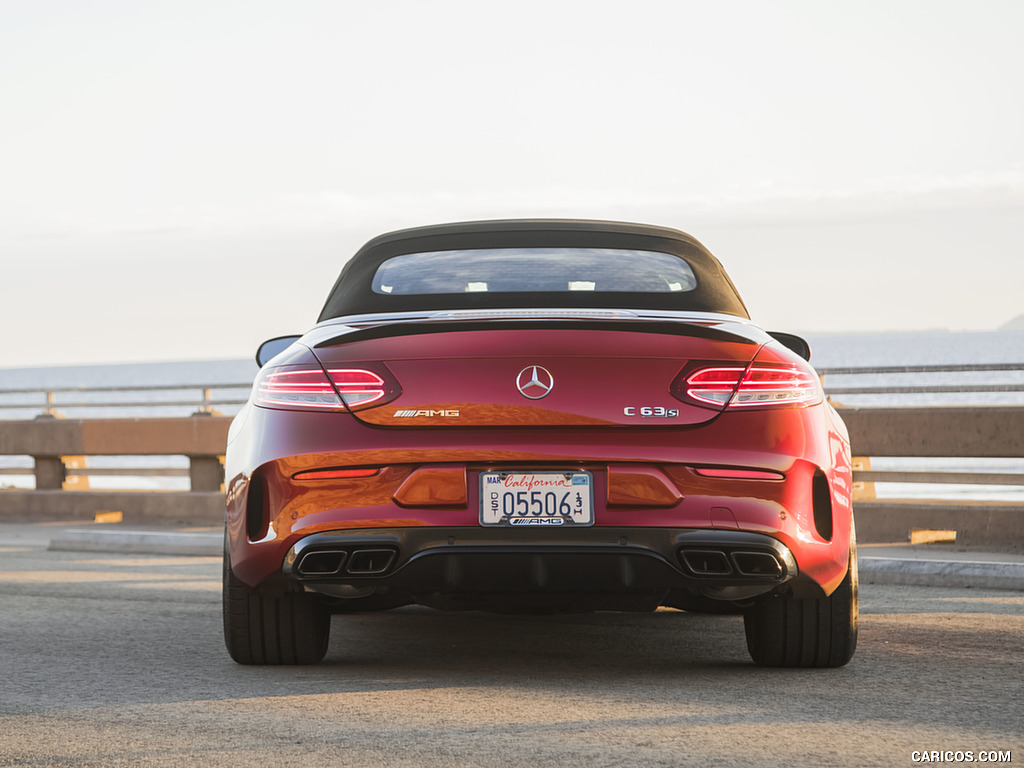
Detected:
[{"left": 516, "top": 365, "right": 554, "bottom": 400}]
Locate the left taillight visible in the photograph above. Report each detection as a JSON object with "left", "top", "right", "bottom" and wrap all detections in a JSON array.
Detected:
[
  {"left": 329, "top": 369, "right": 388, "bottom": 408},
  {"left": 253, "top": 365, "right": 399, "bottom": 412},
  {"left": 675, "top": 363, "right": 822, "bottom": 410}
]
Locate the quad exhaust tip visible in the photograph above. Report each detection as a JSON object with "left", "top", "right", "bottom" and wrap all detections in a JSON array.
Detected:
[
  {"left": 297, "top": 547, "right": 397, "bottom": 577},
  {"left": 679, "top": 548, "right": 784, "bottom": 579},
  {"left": 346, "top": 549, "right": 396, "bottom": 574},
  {"left": 680, "top": 550, "right": 732, "bottom": 576},
  {"left": 298, "top": 550, "right": 347, "bottom": 575},
  {"left": 732, "top": 551, "right": 783, "bottom": 578}
]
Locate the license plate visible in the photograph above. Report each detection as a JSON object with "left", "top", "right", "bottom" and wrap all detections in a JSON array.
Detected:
[{"left": 479, "top": 471, "right": 594, "bottom": 526}]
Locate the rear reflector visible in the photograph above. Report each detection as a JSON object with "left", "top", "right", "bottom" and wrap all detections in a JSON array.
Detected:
[
  {"left": 293, "top": 468, "right": 380, "bottom": 481},
  {"left": 392, "top": 466, "right": 467, "bottom": 507},
  {"left": 694, "top": 467, "right": 785, "bottom": 480}
]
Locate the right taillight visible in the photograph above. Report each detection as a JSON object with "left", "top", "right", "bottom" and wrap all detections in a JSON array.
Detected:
[
  {"left": 730, "top": 365, "right": 821, "bottom": 408},
  {"left": 682, "top": 367, "right": 745, "bottom": 407},
  {"left": 679, "top": 363, "right": 821, "bottom": 409},
  {"left": 253, "top": 365, "right": 400, "bottom": 412}
]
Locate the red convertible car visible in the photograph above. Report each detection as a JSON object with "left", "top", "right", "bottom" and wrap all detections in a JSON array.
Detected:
[{"left": 223, "top": 219, "right": 857, "bottom": 667}]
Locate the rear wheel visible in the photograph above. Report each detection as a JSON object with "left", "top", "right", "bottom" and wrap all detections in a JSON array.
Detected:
[
  {"left": 743, "top": 536, "right": 858, "bottom": 668},
  {"left": 222, "top": 538, "right": 330, "bottom": 665}
]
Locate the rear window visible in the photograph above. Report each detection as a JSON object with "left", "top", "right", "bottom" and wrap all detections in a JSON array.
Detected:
[{"left": 371, "top": 248, "right": 698, "bottom": 295}]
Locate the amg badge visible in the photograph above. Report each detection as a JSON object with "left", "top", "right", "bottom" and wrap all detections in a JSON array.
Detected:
[{"left": 393, "top": 409, "right": 460, "bottom": 418}]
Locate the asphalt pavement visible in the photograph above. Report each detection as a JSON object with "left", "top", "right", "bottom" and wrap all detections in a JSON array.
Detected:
[
  {"left": 2, "top": 533, "right": 1021, "bottom": 767},
  {"left": 2, "top": 521, "right": 1021, "bottom": 591}
]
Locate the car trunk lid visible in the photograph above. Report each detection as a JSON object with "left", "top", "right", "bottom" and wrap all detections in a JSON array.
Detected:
[{"left": 312, "top": 320, "right": 764, "bottom": 427}]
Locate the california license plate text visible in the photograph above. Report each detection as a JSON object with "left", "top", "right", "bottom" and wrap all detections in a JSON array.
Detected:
[{"left": 479, "top": 472, "right": 593, "bottom": 526}]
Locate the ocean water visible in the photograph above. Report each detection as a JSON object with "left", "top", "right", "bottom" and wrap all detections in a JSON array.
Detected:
[
  {"left": 808, "top": 329, "right": 1024, "bottom": 369},
  {"left": 0, "top": 358, "right": 258, "bottom": 418},
  {"left": 1, "top": 330, "right": 1022, "bottom": 499},
  {"left": 807, "top": 329, "right": 1024, "bottom": 409}
]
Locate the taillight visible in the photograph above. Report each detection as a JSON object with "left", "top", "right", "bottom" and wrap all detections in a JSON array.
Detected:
[
  {"left": 683, "top": 367, "right": 744, "bottom": 407},
  {"left": 678, "top": 364, "right": 822, "bottom": 409},
  {"left": 731, "top": 366, "right": 821, "bottom": 407},
  {"left": 329, "top": 369, "right": 387, "bottom": 407},
  {"left": 253, "top": 365, "right": 399, "bottom": 411},
  {"left": 254, "top": 368, "right": 344, "bottom": 410}
]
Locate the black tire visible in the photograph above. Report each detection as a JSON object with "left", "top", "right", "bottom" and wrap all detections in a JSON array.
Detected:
[
  {"left": 743, "top": 535, "right": 858, "bottom": 668},
  {"left": 222, "top": 539, "right": 330, "bottom": 665}
]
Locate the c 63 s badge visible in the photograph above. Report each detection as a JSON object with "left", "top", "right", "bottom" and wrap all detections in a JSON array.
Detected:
[
  {"left": 624, "top": 406, "right": 679, "bottom": 418},
  {"left": 394, "top": 409, "right": 460, "bottom": 418}
]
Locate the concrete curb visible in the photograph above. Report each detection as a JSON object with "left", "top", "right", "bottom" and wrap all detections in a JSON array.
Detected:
[
  {"left": 47, "top": 528, "right": 222, "bottom": 557},
  {"left": 859, "top": 555, "right": 1024, "bottom": 591}
]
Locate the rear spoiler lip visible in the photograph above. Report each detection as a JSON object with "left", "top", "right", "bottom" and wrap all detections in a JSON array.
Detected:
[
  {"left": 312, "top": 315, "right": 764, "bottom": 349},
  {"left": 315, "top": 307, "right": 756, "bottom": 327}
]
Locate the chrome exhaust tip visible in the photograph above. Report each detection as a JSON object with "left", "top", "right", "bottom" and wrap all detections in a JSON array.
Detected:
[
  {"left": 296, "top": 550, "right": 347, "bottom": 576},
  {"left": 731, "top": 551, "right": 784, "bottom": 578},
  {"left": 346, "top": 548, "right": 397, "bottom": 575},
  {"left": 679, "top": 550, "right": 732, "bottom": 576}
]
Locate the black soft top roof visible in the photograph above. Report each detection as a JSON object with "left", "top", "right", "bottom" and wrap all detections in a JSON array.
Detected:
[{"left": 317, "top": 219, "right": 750, "bottom": 321}]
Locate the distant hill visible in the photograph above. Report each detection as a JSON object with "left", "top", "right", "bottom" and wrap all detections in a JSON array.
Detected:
[{"left": 999, "top": 314, "right": 1024, "bottom": 331}]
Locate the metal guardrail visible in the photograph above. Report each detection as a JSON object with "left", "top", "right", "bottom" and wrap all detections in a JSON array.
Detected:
[
  {"left": 0, "top": 466, "right": 187, "bottom": 477},
  {"left": 853, "top": 471, "right": 1024, "bottom": 486},
  {"left": 839, "top": 405, "right": 1024, "bottom": 495},
  {"left": 837, "top": 406, "right": 1024, "bottom": 545},
  {"left": 817, "top": 363, "right": 1024, "bottom": 396},
  {"left": 0, "top": 383, "right": 251, "bottom": 416},
  {"left": 0, "top": 416, "right": 228, "bottom": 490}
]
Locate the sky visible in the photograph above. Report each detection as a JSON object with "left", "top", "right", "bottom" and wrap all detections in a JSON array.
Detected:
[{"left": 2, "top": 0, "right": 1023, "bottom": 367}]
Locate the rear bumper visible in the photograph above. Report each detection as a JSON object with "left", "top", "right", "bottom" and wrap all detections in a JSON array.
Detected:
[
  {"left": 276, "top": 527, "right": 829, "bottom": 611},
  {"left": 226, "top": 404, "right": 852, "bottom": 600}
]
